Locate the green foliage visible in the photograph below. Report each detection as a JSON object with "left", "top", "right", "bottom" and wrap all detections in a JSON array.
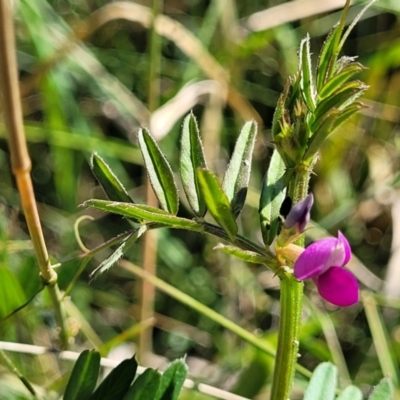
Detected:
[
  {"left": 123, "top": 369, "right": 161, "bottom": 400},
  {"left": 304, "top": 363, "right": 393, "bottom": 400},
  {"left": 179, "top": 112, "right": 208, "bottom": 217},
  {"left": 155, "top": 358, "right": 188, "bottom": 400},
  {"left": 222, "top": 120, "right": 257, "bottom": 217},
  {"left": 0, "top": 0, "right": 399, "bottom": 399},
  {"left": 197, "top": 168, "right": 238, "bottom": 241},
  {"left": 138, "top": 129, "right": 179, "bottom": 215},
  {"left": 259, "top": 150, "right": 287, "bottom": 245},
  {"left": 89, "top": 356, "right": 138, "bottom": 400},
  {"left": 91, "top": 153, "right": 133, "bottom": 203},
  {"left": 63, "top": 352, "right": 187, "bottom": 400},
  {"left": 303, "top": 362, "right": 337, "bottom": 400},
  {"left": 64, "top": 350, "right": 100, "bottom": 400}
]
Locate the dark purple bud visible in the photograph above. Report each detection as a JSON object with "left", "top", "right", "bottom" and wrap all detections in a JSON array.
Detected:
[{"left": 284, "top": 193, "right": 313, "bottom": 233}]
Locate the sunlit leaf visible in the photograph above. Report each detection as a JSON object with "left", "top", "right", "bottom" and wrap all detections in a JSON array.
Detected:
[
  {"left": 337, "top": 385, "right": 363, "bottom": 400},
  {"left": 319, "top": 62, "right": 365, "bottom": 100},
  {"left": 89, "top": 356, "right": 137, "bottom": 400},
  {"left": 91, "top": 153, "right": 133, "bottom": 203},
  {"left": 304, "top": 109, "right": 339, "bottom": 160},
  {"left": 63, "top": 350, "right": 100, "bottom": 400},
  {"left": 299, "top": 35, "right": 316, "bottom": 111},
  {"left": 83, "top": 200, "right": 202, "bottom": 232},
  {"left": 222, "top": 120, "right": 257, "bottom": 217},
  {"left": 197, "top": 169, "right": 238, "bottom": 241},
  {"left": 313, "top": 81, "right": 368, "bottom": 123},
  {"left": 123, "top": 369, "right": 161, "bottom": 400},
  {"left": 259, "top": 150, "right": 286, "bottom": 245},
  {"left": 316, "top": 23, "right": 343, "bottom": 92},
  {"left": 367, "top": 378, "right": 393, "bottom": 400},
  {"left": 180, "top": 112, "right": 208, "bottom": 217},
  {"left": 155, "top": 358, "right": 188, "bottom": 400},
  {"left": 303, "top": 362, "right": 337, "bottom": 400},
  {"left": 138, "top": 128, "right": 179, "bottom": 215}
]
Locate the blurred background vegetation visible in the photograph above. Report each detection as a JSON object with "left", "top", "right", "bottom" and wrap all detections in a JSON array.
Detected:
[{"left": 0, "top": 0, "right": 400, "bottom": 398}]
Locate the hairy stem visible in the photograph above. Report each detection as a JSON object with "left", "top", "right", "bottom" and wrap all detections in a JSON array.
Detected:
[{"left": 270, "top": 170, "right": 310, "bottom": 399}]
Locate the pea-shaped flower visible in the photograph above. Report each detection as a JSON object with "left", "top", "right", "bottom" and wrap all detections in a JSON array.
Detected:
[{"left": 293, "top": 232, "right": 359, "bottom": 307}]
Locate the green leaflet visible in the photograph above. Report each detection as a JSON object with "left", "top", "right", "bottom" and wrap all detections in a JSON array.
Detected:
[
  {"left": 155, "top": 358, "right": 188, "bottom": 400},
  {"left": 89, "top": 227, "right": 146, "bottom": 280},
  {"left": 299, "top": 35, "right": 316, "bottom": 111},
  {"left": 367, "top": 378, "right": 393, "bottom": 400},
  {"left": 123, "top": 369, "right": 161, "bottom": 400},
  {"left": 318, "top": 62, "right": 365, "bottom": 100},
  {"left": 315, "top": 22, "right": 343, "bottom": 92},
  {"left": 222, "top": 120, "right": 257, "bottom": 217},
  {"left": 303, "top": 362, "right": 337, "bottom": 400},
  {"left": 83, "top": 200, "right": 202, "bottom": 232},
  {"left": 337, "top": 385, "right": 363, "bottom": 400},
  {"left": 91, "top": 153, "right": 133, "bottom": 203},
  {"left": 180, "top": 113, "right": 208, "bottom": 217},
  {"left": 305, "top": 109, "right": 339, "bottom": 161},
  {"left": 313, "top": 80, "right": 367, "bottom": 124},
  {"left": 259, "top": 150, "right": 286, "bottom": 245},
  {"left": 89, "top": 356, "right": 138, "bottom": 400},
  {"left": 197, "top": 168, "right": 238, "bottom": 241},
  {"left": 214, "top": 243, "right": 271, "bottom": 264},
  {"left": 138, "top": 128, "right": 179, "bottom": 215},
  {"left": 63, "top": 350, "right": 100, "bottom": 400}
]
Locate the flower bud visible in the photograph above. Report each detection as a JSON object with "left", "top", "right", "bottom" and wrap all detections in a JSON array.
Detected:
[{"left": 284, "top": 193, "right": 314, "bottom": 233}]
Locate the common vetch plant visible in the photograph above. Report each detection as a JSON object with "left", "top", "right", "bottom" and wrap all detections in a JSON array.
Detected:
[{"left": 78, "top": 1, "right": 392, "bottom": 398}]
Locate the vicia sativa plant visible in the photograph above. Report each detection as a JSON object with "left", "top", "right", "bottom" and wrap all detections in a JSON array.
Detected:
[{"left": 81, "top": 0, "right": 391, "bottom": 399}]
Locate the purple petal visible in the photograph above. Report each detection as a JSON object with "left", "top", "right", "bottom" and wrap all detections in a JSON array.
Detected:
[
  {"left": 284, "top": 193, "right": 314, "bottom": 232},
  {"left": 337, "top": 231, "right": 351, "bottom": 265},
  {"left": 294, "top": 237, "right": 340, "bottom": 280},
  {"left": 316, "top": 267, "right": 359, "bottom": 307}
]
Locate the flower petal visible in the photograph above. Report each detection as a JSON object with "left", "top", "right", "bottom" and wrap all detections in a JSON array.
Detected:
[
  {"left": 316, "top": 266, "right": 359, "bottom": 307},
  {"left": 284, "top": 193, "right": 314, "bottom": 232},
  {"left": 294, "top": 237, "right": 339, "bottom": 280},
  {"left": 337, "top": 231, "right": 351, "bottom": 265}
]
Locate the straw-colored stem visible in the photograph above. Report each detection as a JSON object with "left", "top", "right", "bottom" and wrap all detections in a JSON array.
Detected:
[{"left": 0, "top": 0, "right": 68, "bottom": 347}]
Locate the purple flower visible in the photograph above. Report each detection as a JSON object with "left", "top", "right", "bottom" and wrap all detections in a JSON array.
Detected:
[
  {"left": 284, "top": 193, "right": 314, "bottom": 233},
  {"left": 293, "top": 232, "right": 359, "bottom": 307}
]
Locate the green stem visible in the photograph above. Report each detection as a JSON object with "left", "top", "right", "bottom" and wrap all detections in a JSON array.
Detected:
[
  {"left": 270, "top": 170, "right": 311, "bottom": 399},
  {"left": 270, "top": 276, "right": 304, "bottom": 399},
  {"left": 0, "top": 348, "right": 40, "bottom": 398}
]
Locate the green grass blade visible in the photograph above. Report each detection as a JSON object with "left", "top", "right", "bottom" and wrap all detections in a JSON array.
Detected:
[
  {"left": 222, "top": 120, "right": 257, "bottom": 217},
  {"left": 138, "top": 128, "right": 179, "bottom": 215}
]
